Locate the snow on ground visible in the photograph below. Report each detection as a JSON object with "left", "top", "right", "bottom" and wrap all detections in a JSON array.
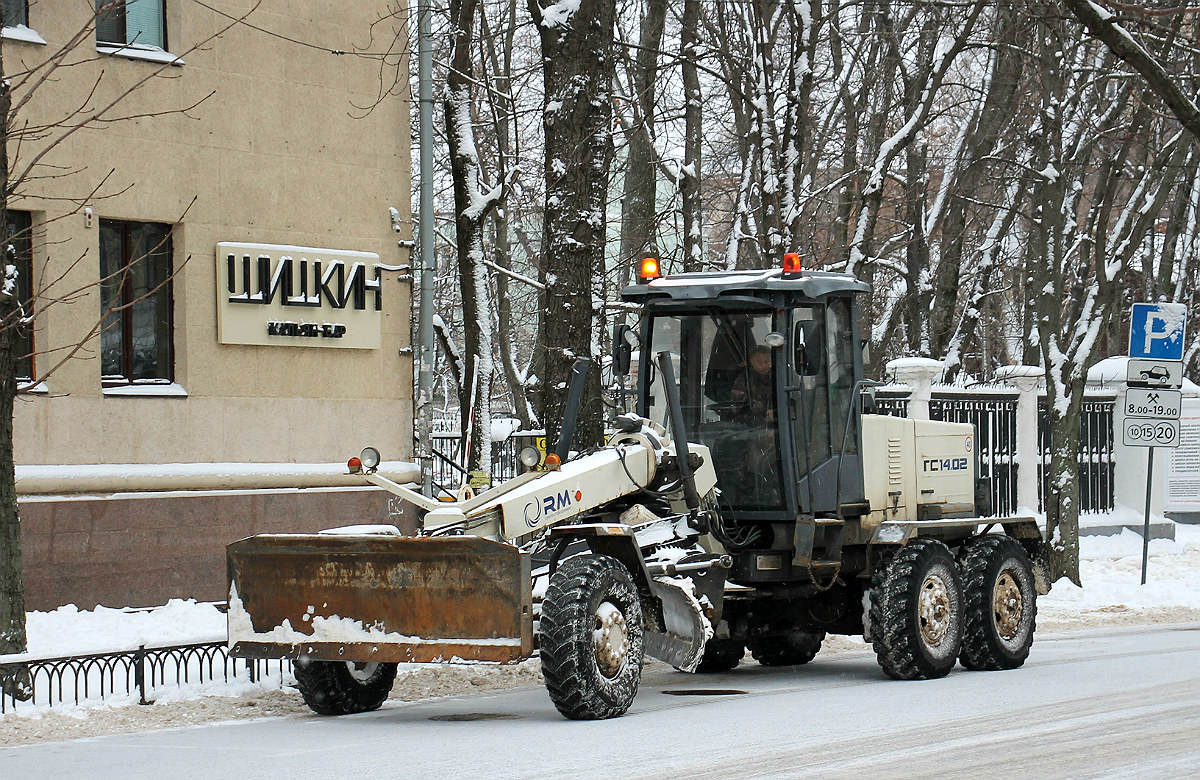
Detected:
[
  {"left": 1039, "top": 522, "right": 1200, "bottom": 626},
  {"left": 2, "top": 523, "right": 1199, "bottom": 746}
]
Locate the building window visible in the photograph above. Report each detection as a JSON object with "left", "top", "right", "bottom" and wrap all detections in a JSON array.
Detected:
[
  {"left": 7, "top": 210, "right": 33, "bottom": 382},
  {"left": 2, "top": 0, "right": 27, "bottom": 28},
  {"left": 96, "top": 0, "right": 165, "bottom": 49},
  {"left": 100, "top": 220, "right": 173, "bottom": 384}
]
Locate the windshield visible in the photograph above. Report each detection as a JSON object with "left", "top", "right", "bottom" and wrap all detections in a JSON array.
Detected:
[{"left": 643, "top": 311, "right": 784, "bottom": 512}]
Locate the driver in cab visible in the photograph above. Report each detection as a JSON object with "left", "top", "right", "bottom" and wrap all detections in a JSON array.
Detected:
[{"left": 730, "top": 345, "right": 775, "bottom": 425}]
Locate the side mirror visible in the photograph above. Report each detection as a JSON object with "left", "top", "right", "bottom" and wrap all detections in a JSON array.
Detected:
[
  {"left": 613, "top": 324, "right": 637, "bottom": 376},
  {"left": 793, "top": 321, "right": 824, "bottom": 376},
  {"left": 861, "top": 384, "right": 878, "bottom": 414}
]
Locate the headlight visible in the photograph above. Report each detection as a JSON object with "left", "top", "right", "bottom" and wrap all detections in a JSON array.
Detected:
[
  {"left": 519, "top": 446, "right": 541, "bottom": 469},
  {"left": 360, "top": 446, "right": 381, "bottom": 471}
]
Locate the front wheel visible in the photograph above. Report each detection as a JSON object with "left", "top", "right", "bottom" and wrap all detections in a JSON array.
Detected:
[
  {"left": 293, "top": 660, "right": 397, "bottom": 715},
  {"left": 869, "top": 538, "right": 963, "bottom": 680},
  {"left": 958, "top": 535, "right": 1037, "bottom": 670},
  {"left": 540, "top": 554, "right": 645, "bottom": 720}
]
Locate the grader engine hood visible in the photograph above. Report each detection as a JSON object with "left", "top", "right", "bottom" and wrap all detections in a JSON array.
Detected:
[{"left": 862, "top": 415, "right": 977, "bottom": 523}]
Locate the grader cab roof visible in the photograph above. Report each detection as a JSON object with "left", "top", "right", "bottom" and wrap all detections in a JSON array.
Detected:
[{"left": 621, "top": 268, "right": 870, "bottom": 307}]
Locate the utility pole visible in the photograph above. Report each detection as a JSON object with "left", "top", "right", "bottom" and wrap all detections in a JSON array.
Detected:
[{"left": 416, "top": 0, "right": 436, "bottom": 497}]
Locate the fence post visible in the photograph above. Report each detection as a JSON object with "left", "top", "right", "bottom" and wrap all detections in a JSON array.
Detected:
[
  {"left": 135, "top": 645, "right": 148, "bottom": 705},
  {"left": 996, "top": 365, "right": 1044, "bottom": 514},
  {"left": 887, "top": 358, "right": 944, "bottom": 421}
]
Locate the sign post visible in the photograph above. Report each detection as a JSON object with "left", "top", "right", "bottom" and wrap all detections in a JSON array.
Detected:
[{"left": 1126, "top": 303, "right": 1187, "bottom": 584}]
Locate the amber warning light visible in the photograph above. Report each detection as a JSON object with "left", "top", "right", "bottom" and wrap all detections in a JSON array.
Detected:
[
  {"left": 783, "top": 252, "right": 802, "bottom": 275},
  {"left": 639, "top": 257, "right": 661, "bottom": 280}
]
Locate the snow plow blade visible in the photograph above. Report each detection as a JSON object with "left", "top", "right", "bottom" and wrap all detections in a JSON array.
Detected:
[
  {"left": 646, "top": 578, "right": 710, "bottom": 672},
  {"left": 227, "top": 535, "right": 533, "bottom": 664}
]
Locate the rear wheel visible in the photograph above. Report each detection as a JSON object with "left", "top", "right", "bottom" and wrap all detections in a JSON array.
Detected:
[
  {"left": 870, "top": 538, "right": 962, "bottom": 680},
  {"left": 540, "top": 554, "right": 645, "bottom": 720},
  {"left": 959, "top": 535, "right": 1036, "bottom": 670},
  {"left": 690, "top": 638, "right": 745, "bottom": 673},
  {"left": 293, "top": 660, "right": 397, "bottom": 715},
  {"left": 749, "top": 630, "right": 825, "bottom": 667}
]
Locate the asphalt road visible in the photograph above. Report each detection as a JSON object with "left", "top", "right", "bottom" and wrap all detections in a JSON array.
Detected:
[{"left": 4, "top": 623, "right": 1199, "bottom": 780}]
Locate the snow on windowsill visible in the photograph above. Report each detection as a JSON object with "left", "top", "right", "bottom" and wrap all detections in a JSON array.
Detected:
[
  {"left": 96, "top": 42, "right": 185, "bottom": 66},
  {"left": 17, "top": 380, "right": 47, "bottom": 394},
  {"left": 2, "top": 25, "right": 46, "bottom": 44},
  {"left": 103, "top": 382, "right": 188, "bottom": 398}
]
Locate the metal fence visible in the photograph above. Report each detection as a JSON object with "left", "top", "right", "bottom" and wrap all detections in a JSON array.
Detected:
[
  {"left": 430, "top": 432, "right": 543, "bottom": 493},
  {"left": 427, "top": 390, "right": 1117, "bottom": 516},
  {"left": 1038, "top": 397, "right": 1116, "bottom": 514},
  {"left": 0, "top": 641, "right": 291, "bottom": 714}
]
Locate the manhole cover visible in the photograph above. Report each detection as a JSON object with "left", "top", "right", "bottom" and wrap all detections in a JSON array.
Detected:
[
  {"left": 428, "top": 713, "right": 525, "bottom": 722},
  {"left": 661, "top": 689, "right": 747, "bottom": 696}
]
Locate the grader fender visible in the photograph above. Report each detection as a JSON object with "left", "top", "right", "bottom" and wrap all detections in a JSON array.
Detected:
[{"left": 227, "top": 534, "right": 533, "bottom": 664}]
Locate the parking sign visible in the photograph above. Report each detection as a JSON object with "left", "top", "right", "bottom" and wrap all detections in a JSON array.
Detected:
[{"left": 1129, "top": 303, "right": 1187, "bottom": 360}]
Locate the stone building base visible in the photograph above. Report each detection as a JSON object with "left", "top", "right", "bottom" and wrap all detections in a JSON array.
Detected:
[{"left": 19, "top": 487, "right": 419, "bottom": 611}]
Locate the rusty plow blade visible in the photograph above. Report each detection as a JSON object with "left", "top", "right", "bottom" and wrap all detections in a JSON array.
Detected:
[{"left": 227, "top": 535, "right": 533, "bottom": 664}]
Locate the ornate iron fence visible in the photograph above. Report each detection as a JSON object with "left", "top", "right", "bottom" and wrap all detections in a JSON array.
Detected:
[
  {"left": 427, "top": 391, "right": 1116, "bottom": 516},
  {"left": 1038, "top": 397, "right": 1117, "bottom": 514},
  {"left": 874, "top": 392, "right": 910, "bottom": 418},
  {"left": 0, "top": 641, "right": 290, "bottom": 714}
]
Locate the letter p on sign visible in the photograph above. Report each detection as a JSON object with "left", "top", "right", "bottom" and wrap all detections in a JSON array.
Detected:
[{"left": 1129, "top": 303, "right": 1187, "bottom": 361}]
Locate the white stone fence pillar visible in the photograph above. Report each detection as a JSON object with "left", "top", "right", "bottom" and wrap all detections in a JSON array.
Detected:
[
  {"left": 994, "top": 365, "right": 1044, "bottom": 514},
  {"left": 886, "top": 358, "right": 944, "bottom": 421}
]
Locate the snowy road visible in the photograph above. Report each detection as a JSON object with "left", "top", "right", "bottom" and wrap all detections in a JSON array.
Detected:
[{"left": 4, "top": 623, "right": 1199, "bottom": 780}]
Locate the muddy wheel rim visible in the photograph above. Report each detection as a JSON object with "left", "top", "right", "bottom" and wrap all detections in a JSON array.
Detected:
[
  {"left": 992, "top": 568, "right": 1024, "bottom": 641},
  {"left": 918, "top": 574, "right": 952, "bottom": 647},
  {"left": 593, "top": 601, "right": 630, "bottom": 679}
]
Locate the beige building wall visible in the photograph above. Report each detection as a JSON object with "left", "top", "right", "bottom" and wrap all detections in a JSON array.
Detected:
[{"left": 7, "top": 1, "right": 413, "bottom": 466}]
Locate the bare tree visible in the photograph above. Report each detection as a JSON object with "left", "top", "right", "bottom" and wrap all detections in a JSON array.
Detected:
[
  {"left": 528, "top": 0, "right": 617, "bottom": 449},
  {"left": 445, "top": 0, "right": 508, "bottom": 475},
  {"left": 616, "top": 0, "right": 669, "bottom": 285},
  {"left": 1061, "top": 0, "right": 1200, "bottom": 141}
]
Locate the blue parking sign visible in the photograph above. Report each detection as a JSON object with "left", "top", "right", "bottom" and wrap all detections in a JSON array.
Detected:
[{"left": 1129, "top": 303, "right": 1187, "bottom": 360}]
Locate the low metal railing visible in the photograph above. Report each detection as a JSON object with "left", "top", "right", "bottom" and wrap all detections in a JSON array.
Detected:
[{"left": 0, "top": 641, "right": 291, "bottom": 714}]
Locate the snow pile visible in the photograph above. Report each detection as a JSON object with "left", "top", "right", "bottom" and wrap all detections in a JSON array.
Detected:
[
  {"left": 1040, "top": 523, "right": 1200, "bottom": 617},
  {"left": 23, "top": 599, "right": 226, "bottom": 658}
]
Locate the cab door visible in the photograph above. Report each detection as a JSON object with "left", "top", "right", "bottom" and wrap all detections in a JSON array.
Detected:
[{"left": 788, "top": 297, "right": 862, "bottom": 514}]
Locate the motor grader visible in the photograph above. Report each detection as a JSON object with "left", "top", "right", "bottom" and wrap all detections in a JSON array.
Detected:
[{"left": 227, "top": 257, "right": 1047, "bottom": 720}]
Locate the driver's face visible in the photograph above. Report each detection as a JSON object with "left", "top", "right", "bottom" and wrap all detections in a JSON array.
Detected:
[{"left": 750, "top": 353, "right": 771, "bottom": 374}]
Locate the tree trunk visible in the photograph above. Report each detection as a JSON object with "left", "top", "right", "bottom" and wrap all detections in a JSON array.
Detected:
[
  {"left": 679, "top": 0, "right": 703, "bottom": 271},
  {"left": 446, "top": 0, "right": 500, "bottom": 475},
  {"left": 529, "top": 0, "right": 615, "bottom": 451},
  {"left": 0, "top": 45, "right": 32, "bottom": 699},
  {"left": 1044, "top": 394, "right": 1084, "bottom": 585},
  {"left": 617, "top": 0, "right": 668, "bottom": 284}
]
